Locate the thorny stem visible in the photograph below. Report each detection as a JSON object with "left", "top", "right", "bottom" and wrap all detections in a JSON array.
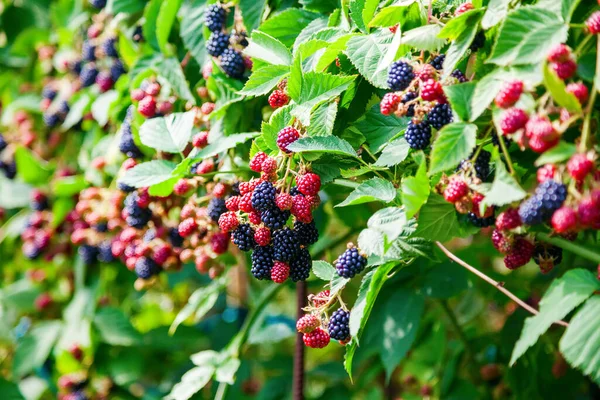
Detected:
[
  {"left": 435, "top": 242, "right": 569, "bottom": 327},
  {"left": 496, "top": 130, "right": 516, "bottom": 176},
  {"left": 579, "top": 35, "right": 599, "bottom": 153}
]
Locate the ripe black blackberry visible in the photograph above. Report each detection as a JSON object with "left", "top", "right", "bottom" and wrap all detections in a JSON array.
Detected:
[
  {"left": 23, "top": 243, "right": 41, "bottom": 260},
  {"left": 251, "top": 246, "right": 274, "bottom": 280},
  {"left": 405, "top": 121, "right": 432, "bottom": 150},
  {"left": 474, "top": 149, "right": 491, "bottom": 180},
  {"left": 118, "top": 182, "right": 135, "bottom": 193},
  {"left": 31, "top": 197, "right": 49, "bottom": 212},
  {"left": 168, "top": 227, "right": 184, "bottom": 247},
  {"left": 230, "top": 29, "right": 249, "bottom": 47},
  {"left": 429, "top": 54, "right": 445, "bottom": 70},
  {"left": 135, "top": 257, "right": 159, "bottom": 279},
  {"left": 273, "top": 227, "right": 299, "bottom": 262},
  {"left": 81, "top": 40, "right": 96, "bottom": 62},
  {"left": 111, "top": 60, "right": 126, "bottom": 81},
  {"left": 328, "top": 308, "right": 350, "bottom": 341},
  {"left": 251, "top": 181, "right": 276, "bottom": 211},
  {"left": 470, "top": 31, "right": 485, "bottom": 52},
  {"left": 335, "top": 246, "right": 367, "bottom": 278},
  {"left": 467, "top": 212, "right": 495, "bottom": 227},
  {"left": 204, "top": 4, "right": 226, "bottom": 32},
  {"left": 89, "top": 0, "right": 106, "bottom": 9},
  {"left": 0, "top": 160, "right": 16, "bottom": 179},
  {"left": 294, "top": 220, "right": 319, "bottom": 246},
  {"left": 491, "top": 131, "right": 512, "bottom": 147},
  {"left": 207, "top": 32, "right": 230, "bottom": 57},
  {"left": 43, "top": 112, "right": 60, "bottom": 128},
  {"left": 451, "top": 69, "right": 467, "bottom": 83},
  {"left": 518, "top": 180, "right": 567, "bottom": 225},
  {"left": 79, "top": 64, "right": 98, "bottom": 87},
  {"left": 402, "top": 91, "right": 418, "bottom": 117},
  {"left": 232, "top": 223, "right": 256, "bottom": 251},
  {"left": 290, "top": 247, "right": 311, "bottom": 282},
  {"left": 124, "top": 192, "right": 152, "bottom": 228},
  {"left": 119, "top": 118, "right": 142, "bottom": 158},
  {"left": 98, "top": 241, "right": 115, "bottom": 263},
  {"left": 220, "top": 48, "right": 245, "bottom": 79},
  {"left": 261, "top": 208, "right": 290, "bottom": 230},
  {"left": 79, "top": 245, "right": 99, "bottom": 266},
  {"left": 427, "top": 103, "right": 453, "bottom": 130},
  {"left": 387, "top": 61, "right": 415, "bottom": 91},
  {"left": 102, "top": 38, "right": 118, "bottom": 58},
  {"left": 0, "top": 134, "right": 6, "bottom": 153},
  {"left": 207, "top": 198, "right": 227, "bottom": 222},
  {"left": 42, "top": 85, "right": 57, "bottom": 101}
]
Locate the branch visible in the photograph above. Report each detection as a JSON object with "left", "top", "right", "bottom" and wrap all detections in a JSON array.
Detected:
[{"left": 435, "top": 242, "right": 569, "bottom": 327}]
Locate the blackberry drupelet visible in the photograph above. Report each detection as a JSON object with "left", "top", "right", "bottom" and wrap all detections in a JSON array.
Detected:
[
  {"left": 98, "top": 241, "right": 115, "bottom": 262},
  {"left": 220, "top": 48, "right": 245, "bottom": 79},
  {"left": 328, "top": 308, "right": 350, "bottom": 341},
  {"left": 251, "top": 246, "right": 274, "bottom": 280},
  {"left": 335, "top": 247, "right": 367, "bottom": 278},
  {"left": 387, "top": 61, "right": 415, "bottom": 91},
  {"left": 492, "top": 131, "right": 512, "bottom": 147},
  {"left": 290, "top": 247, "right": 311, "bottom": 282},
  {"left": 232, "top": 223, "right": 256, "bottom": 251},
  {"left": 402, "top": 91, "right": 418, "bottom": 117},
  {"left": 204, "top": 4, "right": 226, "bottom": 32},
  {"left": 474, "top": 149, "right": 491, "bottom": 180},
  {"left": 294, "top": 220, "right": 319, "bottom": 246},
  {"left": 273, "top": 227, "right": 299, "bottom": 262},
  {"left": 518, "top": 179, "right": 567, "bottom": 225},
  {"left": 206, "top": 32, "right": 230, "bottom": 57},
  {"left": 429, "top": 54, "right": 445, "bottom": 70},
  {"left": 135, "top": 257, "right": 159, "bottom": 279},
  {"left": 79, "top": 245, "right": 99, "bottom": 266},
  {"left": 251, "top": 181, "right": 276, "bottom": 211},
  {"left": 427, "top": 103, "right": 453, "bottom": 130},
  {"left": 405, "top": 121, "right": 432, "bottom": 150},
  {"left": 124, "top": 192, "right": 152, "bottom": 228},
  {"left": 261, "top": 208, "right": 290, "bottom": 230},
  {"left": 207, "top": 197, "right": 227, "bottom": 222}
]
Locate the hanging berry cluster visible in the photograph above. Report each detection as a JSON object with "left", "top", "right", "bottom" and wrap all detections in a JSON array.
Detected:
[{"left": 130, "top": 78, "right": 175, "bottom": 119}]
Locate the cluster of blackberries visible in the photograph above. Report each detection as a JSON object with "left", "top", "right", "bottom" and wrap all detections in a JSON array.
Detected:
[
  {"left": 297, "top": 290, "right": 351, "bottom": 349},
  {"left": 130, "top": 78, "right": 174, "bottom": 118},
  {"left": 118, "top": 106, "right": 143, "bottom": 158},
  {"left": 41, "top": 87, "right": 70, "bottom": 128},
  {"left": 457, "top": 149, "right": 491, "bottom": 181},
  {"left": 204, "top": 3, "right": 248, "bottom": 79},
  {"left": 442, "top": 177, "right": 495, "bottom": 228}
]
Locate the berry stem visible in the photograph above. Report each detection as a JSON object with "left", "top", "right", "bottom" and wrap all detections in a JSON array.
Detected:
[
  {"left": 331, "top": 179, "right": 360, "bottom": 189},
  {"left": 574, "top": 33, "right": 594, "bottom": 57},
  {"left": 579, "top": 35, "right": 599, "bottom": 153},
  {"left": 536, "top": 233, "right": 600, "bottom": 264},
  {"left": 496, "top": 130, "right": 516, "bottom": 176},
  {"left": 293, "top": 281, "right": 307, "bottom": 400},
  {"left": 435, "top": 242, "right": 569, "bottom": 327}
]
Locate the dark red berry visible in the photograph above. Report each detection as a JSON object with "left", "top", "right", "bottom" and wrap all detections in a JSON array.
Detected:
[
  {"left": 268, "top": 90, "right": 289, "bottom": 109},
  {"left": 503, "top": 238, "right": 534, "bottom": 270},
  {"left": 492, "top": 229, "right": 513, "bottom": 254},
  {"left": 277, "top": 126, "right": 300, "bottom": 153},
  {"left": 380, "top": 92, "right": 401, "bottom": 116},
  {"left": 500, "top": 108, "right": 528, "bottom": 135},
  {"left": 444, "top": 179, "right": 469, "bottom": 203},
  {"left": 567, "top": 153, "right": 594, "bottom": 181},
  {"left": 551, "top": 207, "right": 578, "bottom": 233},
  {"left": 271, "top": 261, "right": 289, "bottom": 283},
  {"left": 173, "top": 179, "right": 192, "bottom": 195},
  {"left": 250, "top": 152, "right": 267, "bottom": 172},
  {"left": 586, "top": 11, "right": 600, "bottom": 34},
  {"left": 496, "top": 208, "right": 521, "bottom": 230},
  {"left": 565, "top": 83, "right": 589, "bottom": 105},
  {"left": 275, "top": 193, "right": 293, "bottom": 210},
  {"left": 296, "top": 314, "right": 320, "bottom": 333},
  {"left": 192, "top": 131, "right": 209, "bottom": 148},
  {"left": 218, "top": 211, "right": 239, "bottom": 232},
  {"left": 495, "top": 80, "right": 523, "bottom": 109},
  {"left": 303, "top": 327, "right": 330, "bottom": 348},
  {"left": 420, "top": 79, "right": 444, "bottom": 101},
  {"left": 551, "top": 60, "right": 577, "bottom": 80},
  {"left": 211, "top": 232, "right": 229, "bottom": 254},
  {"left": 254, "top": 226, "right": 271, "bottom": 246},
  {"left": 138, "top": 96, "right": 156, "bottom": 118},
  {"left": 547, "top": 44, "right": 571, "bottom": 63},
  {"left": 537, "top": 164, "right": 557, "bottom": 183},
  {"left": 296, "top": 173, "right": 321, "bottom": 196},
  {"left": 178, "top": 218, "right": 197, "bottom": 237}
]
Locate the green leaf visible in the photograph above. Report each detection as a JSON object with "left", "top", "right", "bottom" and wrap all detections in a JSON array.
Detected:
[
  {"left": 157, "top": 0, "right": 183, "bottom": 53},
  {"left": 330, "top": 275, "right": 351, "bottom": 298},
  {"left": 349, "top": 0, "right": 378, "bottom": 33},
  {"left": 312, "top": 260, "right": 336, "bottom": 281},
  {"left": 165, "top": 365, "right": 214, "bottom": 400},
  {"left": 139, "top": 111, "right": 195, "bottom": 153},
  {"left": 0, "top": 280, "right": 40, "bottom": 313},
  {"left": 118, "top": 160, "right": 177, "bottom": 188},
  {"left": 534, "top": 141, "right": 576, "bottom": 166},
  {"left": 53, "top": 175, "right": 88, "bottom": 197},
  {"left": 560, "top": 296, "right": 600, "bottom": 381},
  {"left": 154, "top": 57, "right": 195, "bottom": 101},
  {"left": 536, "top": 0, "right": 581, "bottom": 22},
  {"left": 91, "top": 90, "right": 118, "bottom": 126},
  {"left": 258, "top": 8, "right": 318, "bottom": 48},
  {"left": 469, "top": 69, "right": 507, "bottom": 121},
  {"left": 439, "top": 9, "right": 484, "bottom": 40},
  {"left": 143, "top": 0, "right": 162, "bottom": 51},
  {"left": 511, "top": 269, "right": 599, "bottom": 365},
  {"left": 0, "top": 378, "right": 24, "bottom": 400},
  {"left": 482, "top": 0, "right": 511, "bottom": 29},
  {"left": 401, "top": 156, "right": 429, "bottom": 219},
  {"left": 14, "top": 147, "right": 51, "bottom": 185},
  {"left": 259, "top": 106, "right": 293, "bottom": 153},
  {"left": 369, "top": 2, "right": 425, "bottom": 28},
  {"left": 239, "top": 0, "right": 266, "bottom": 32},
  {"left": 94, "top": 307, "right": 141, "bottom": 346},
  {"left": 0, "top": 95, "right": 40, "bottom": 126},
  {"left": 543, "top": 64, "right": 582, "bottom": 114},
  {"left": 239, "top": 65, "right": 289, "bottom": 97},
  {"left": 345, "top": 31, "right": 396, "bottom": 88},
  {"left": 307, "top": 101, "right": 337, "bottom": 137},
  {"left": 192, "top": 132, "right": 259, "bottom": 160},
  {"left": 243, "top": 31, "right": 292, "bottom": 66},
  {"left": 366, "top": 207, "right": 408, "bottom": 241},
  {"left": 483, "top": 158, "right": 526, "bottom": 207},
  {"left": 51, "top": 197, "right": 74, "bottom": 228},
  {"left": 336, "top": 178, "right": 396, "bottom": 207},
  {"left": 487, "top": 6, "right": 568, "bottom": 66},
  {"left": 374, "top": 137, "right": 410, "bottom": 167},
  {"left": 444, "top": 82, "right": 475, "bottom": 122},
  {"left": 13, "top": 321, "right": 62, "bottom": 378},
  {"left": 421, "top": 261, "right": 469, "bottom": 298},
  {"left": 169, "top": 280, "right": 224, "bottom": 335},
  {"left": 179, "top": 0, "right": 208, "bottom": 67},
  {"left": 62, "top": 93, "right": 91, "bottom": 130},
  {"left": 106, "top": 0, "right": 145, "bottom": 14},
  {"left": 380, "top": 289, "right": 424, "bottom": 380},
  {"left": 401, "top": 24, "right": 446, "bottom": 52},
  {"left": 293, "top": 18, "right": 329, "bottom": 53},
  {"left": 358, "top": 228, "right": 386, "bottom": 257},
  {"left": 429, "top": 123, "right": 477, "bottom": 175},
  {"left": 415, "top": 193, "right": 461, "bottom": 242},
  {"left": 442, "top": 20, "right": 479, "bottom": 79},
  {"left": 353, "top": 105, "right": 409, "bottom": 153},
  {"left": 0, "top": 175, "right": 32, "bottom": 209},
  {"left": 286, "top": 136, "right": 358, "bottom": 158}
]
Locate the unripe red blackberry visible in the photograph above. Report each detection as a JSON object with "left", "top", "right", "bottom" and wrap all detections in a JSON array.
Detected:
[
  {"left": 494, "top": 80, "right": 523, "bottom": 108},
  {"left": 239, "top": 192, "right": 254, "bottom": 213},
  {"left": 551, "top": 60, "right": 577, "bottom": 80},
  {"left": 145, "top": 82, "right": 161, "bottom": 96},
  {"left": 312, "top": 290, "right": 330, "bottom": 307},
  {"left": 380, "top": 92, "right": 401, "bottom": 116},
  {"left": 201, "top": 102, "right": 215, "bottom": 115},
  {"left": 537, "top": 164, "right": 557, "bottom": 183},
  {"left": 192, "top": 131, "right": 209, "bottom": 148},
  {"left": 491, "top": 229, "right": 513, "bottom": 254},
  {"left": 303, "top": 327, "right": 330, "bottom": 349},
  {"left": 577, "top": 198, "right": 600, "bottom": 229},
  {"left": 69, "top": 344, "right": 84, "bottom": 361},
  {"left": 138, "top": 96, "right": 156, "bottom": 118},
  {"left": 275, "top": 193, "right": 293, "bottom": 210},
  {"left": 178, "top": 218, "right": 198, "bottom": 237},
  {"left": 271, "top": 261, "right": 290, "bottom": 283},
  {"left": 96, "top": 72, "right": 113, "bottom": 92},
  {"left": 261, "top": 157, "right": 277, "bottom": 174},
  {"left": 291, "top": 195, "right": 313, "bottom": 223},
  {"left": 296, "top": 314, "right": 320, "bottom": 333},
  {"left": 567, "top": 153, "right": 594, "bottom": 181},
  {"left": 254, "top": 226, "right": 271, "bottom": 246},
  {"left": 503, "top": 238, "right": 534, "bottom": 270},
  {"left": 225, "top": 196, "right": 240, "bottom": 211},
  {"left": 529, "top": 135, "right": 559, "bottom": 153},
  {"left": 210, "top": 232, "right": 229, "bottom": 254},
  {"left": 444, "top": 179, "right": 469, "bottom": 203},
  {"left": 420, "top": 79, "right": 444, "bottom": 101},
  {"left": 213, "top": 183, "right": 227, "bottom": 198},
  {"left": 268, "top": 90, "right": 289, "bottom": 109},
  {"left": 277, "top": 126, "right": 300, "bottom": 153},
  {"left": 495, "top": 208, "right": 521, "bottom": 230},
  {"left": 500, "top": 108, "right": 528, "bottom": 135},
  {"left": 416, "top": 64, "right": 437, "bottom": 81},
  {"left": 547, "top": 44, "right": 571, "bottom": 63},
  {"left": 296, "top": 173, "right": 321, "bottom": 196},
  {"left": 218, "top": 211, "right": 239, "bottom": 232},
  {"left": 565, "top": 82, "right": 589, "bottom": 105},
  {"left": 551, "top": 207, "right": 578, "bottom": 233},
  {"left": 174, "top": 179, "right": 192, "bottom": 195},
  {"left": 525, "top": 114, "right": 557, "bottom": 142},
  {"left": 586, "top": 11, "right": 600, "bottom": 34},
  {"left": 455, "top": 2, "right": 473, "bottom": 16},
  {"left": 153, "top": 244, "right": 171, "bottom": 264},
  {"left": 35, "top": 292, "right": 53, "bottom": 311}
]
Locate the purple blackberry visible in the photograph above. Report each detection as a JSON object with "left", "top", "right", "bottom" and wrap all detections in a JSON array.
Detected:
[
  {"left": 119, "top": 133, "right": 142, "bottom": 158},
  {"left": 79, "top": 245, "right": 99, "bottom": 266},
  {"left": 273, "top": 227, "right": 299, "bottom": 262},
  {"left": 42, "top": 85, "right": 57, "bottom": 101},
  {"left": 232, "top": 223, "right": 256, "bottom": 251},
  {"left": 294, "top": 220, "right": 319, "bottom": 246},
  {"left": 0, "top": 160, "right": 17, "bottom": 179},
  {"left": 118, "top": 182, "right": 135, "bottom": 192},
  {"left": 289, "top": 247, "right": 311, "bottom": 282},
  {"left": 208, "top": 198, "right": 227, "bottom": 222},
  {"left": 81, "top": 40, "right": 96, "bottom": 62},
  {"left": 110, "top": 60, "right": 126, "bottom": 81},
  {"left": 135, "top": 257, "right": 159, "bottom": 279},
  {"left": 451, "top": 69, "right": 467, "bottom": 83},
  {"left": 204, "top": 4, "right": 227, "bottom": 32},
  {"left": 143, "top": 228, "right": 156, "bottom": 242},
  {"left": 467, "top": 212, "right": 495, "bottom": 227},
  {"left": 43, "top": 112, "right": 60, "bottom": 128},
  {"left": 220, "top": 48, "right": 245, "bottom": 79},
  {"left": 251, "top": 181, "right": 276, "bottom": 211},
  {"left": 251, "top": 246, "right": 274, "bottom": 280},
  {"left": 518, "top": 179, "right": 567, "bottom": 225},
  {"left": 429, "top": 54, "right": 445, "bottom": 70},
  {"left": 533, "top": 243, "right": 563, "bottom": 272},
  {"left": 207, "top": 32, "right": 230, "bottom": 57},
  {"left": 328, "top": 308, "right": 350, "bottom": 341},
  {"left": 23, "top": 243, "right": 41, "bottom": 259},
  {"left": 335, "top": 246, "right": 367, "bottom": 278},
  {"left": 404, "top": 121, "right": 432, "bottom": 150},
  {"left": 31, "top": 197, "right": 49, "bottom": 212},
  {"left": 470, "top": 31, "right": 485, "bottom": 52},
  {"left": 79, "top": 64, "right": 98, "bottom": 87},
  {"left": 168, "top": 227, "right": 184, "bottom": 247},
  {"left": 459, "top": 149, "right": 491, "bottom": 180},
  {"left": 89, "top": 0, "right": 106, "bottom": 9},
  {"left": 58, "top": 101, "right": 70, "bottom": 114},
  {"left": 0, "top": 134, "right": 6, "bottom": 152},
  {"left": 71, "top": 60, "right": 83, "bottom": 75},
  {"left": 102, "top": 37, "right": 118, "bottom": 57},
  {"left": 124, "top": 192, "right": 152, "bottom": 228},
  {"left": 427, "top": 103, "right": 453, "bottom": 130},
  {"left": 387, "top": 61, "right": 415, "bottom": 91},
  {"left": 402, "top": 91, "right": 418, "bottom": 117},
  {"left": 261, "top": 208, "right": 290, "bottom": 230},
  {"left": 98, "top": 241, "right": 115, "bottom": 262}
]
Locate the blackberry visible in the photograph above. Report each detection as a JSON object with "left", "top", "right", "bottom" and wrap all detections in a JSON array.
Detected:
[
  {"left": 405, "top": 121, "right": 432, "bottom": 150},
  {"left": 427, "top": 103, "right": 453, "bottom": 130},
  {"left": 451, "top": 69, "right": 467, "bottom": 83},
  {"left": 43, "top": 112, "right": 60, "bottom": 128},
  {"left": 402, "top": 91, "right": 418, "bottom": 117},
  {"left": 231, "top": 29, "right": 249, "bottom": 47},
  {"left": 31, "top": 197, "right": 49, "bottom": 212},
  {"left": 94, "top": 222, "right": 108, "bottom": 232},
  {"left": 290, "top": 186, "right": 301, "bottom": 196},
  {"left": 102, "top": 37, "right": 118, "bottom": 57},
  {"left": 79, "top": 64, "right": 98, "bottom": 87},
  {"left": 71, "top": 60, "right": 83, "bottom": 75},
  {"left": 469, "top": 31, "right": 485, "bottom": 52},
  {"left": 207, "top": 197, "right": 227, "bottom": 222},
  {"left": 492, "top": 131, "right": 512, "bottom": 147},
  {"left": 110, "top": 60, "right": 126, "bottom": 81},
  {"left": 119, "top": 120, "right": 142, "bottom": 158},
  {"left": 204, "top": 4, "right": 226, "bottom": 32},
  {"left": 429, "top": 54, "right": 445, "bottom": 70},
  {"left": 143, "top": 228, "right": 156, "bottom": 242},
  {"left": 98, "top": 241, "right": 115, "bottom": 263},
  {"left": 231, "top": 182, "right": 241, "bottom": 196},
  {"left": 89, "top": 0, "right": 106, "bottom": 9},
  {"left": 467, "top": 212, "right": 495, "bottom": 227},
  {"left": 232, "top": 223, "right": 256, "bottom": 251},
  {"left": 533, "top": 243, "right": 563, "bottom": 273},
  {"left": 0, "top": 160, "right": 17, "bottom": 179},
  {"left": 57, "top": 101, "right": 70, "bottom": 114},
  {"left": 328, "top": 308, "right": 350, "bottom": 341},
  {"left": 42, "top": 85, "right": 57, "bottom": 101},
  {"left": 273, "top": 227, "right": 299, "bottom": 262},
  {"left": 79, "top": 245, "right": 99, "bottom": 266},
  {"left": 82, "top": 40, "right": 96, "bottom": 62},
  {"left": 168, "top": 227, "right": 184, "bottom": 247},
  {"left": 251, "top": 181, "right": 276, "bottom": 212},
  {"left": 261, "top": 208, "right": 290, "bottom": 230},
  {"left": 290, "top": 247, "right": 311, "bottom": 282},
  {"left": 474, "top": 150, "right": 491, "bottom": 180},
  {"left": 124, "top": 192, "right": 152, "bottom": 228},
  {"left": 23, "top": 243, "right": 41, "bottom": 260},
  {"left": 135, "top": 257, "right": 159, "bottom": 279},
  {"left": 335, "top": 247, "right": 367, "bottom": 278},
  {"left": 294, "top": 220, "right": 319, "bottom": 246},
  {"left": 387, "top": 61, "right": 415, "bottom": 91},
  {"left": 207, "top": 32, "right": 230, "bottom": 57},
  {"left": 0, "top": 134, "right": 6, "bottom": 152},
  {"left": 220, "top": 48, "right": 245, "bottom": 79},
  {"left": 251, "top": 246, "right": 274, "bottom": 280},
  {"left": 518, "top": 180, "right": 567, "bottom": 225},
  {"left": 118, "top": 182, "right": 136, "bottom": 192}
]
